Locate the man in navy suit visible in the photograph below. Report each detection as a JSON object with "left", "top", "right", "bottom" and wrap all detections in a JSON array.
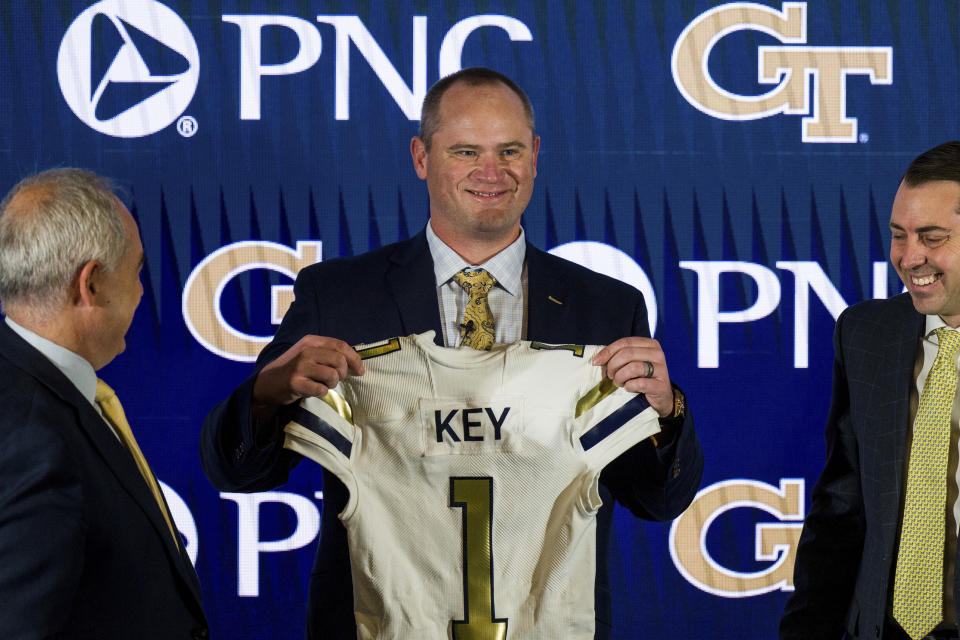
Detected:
[
  {"left": 201, "top": 67, "right": 702, "bottom": 639},
  {"left": 781, "top": 141, "right": 960, "bottom": 640},
  {"left": 0, "top": 169, "right": 208, "bottom": 639}
]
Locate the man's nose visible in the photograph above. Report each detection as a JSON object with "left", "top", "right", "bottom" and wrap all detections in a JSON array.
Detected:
[
  {"left": 899, "top": 239, "right": 927, "bottom": 270},
  {"left": 472, "top": 153, "right": 504, "bottom": 182}
]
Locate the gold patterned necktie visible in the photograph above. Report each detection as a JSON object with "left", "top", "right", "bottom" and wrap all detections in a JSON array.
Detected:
[
  {"left": 452, "top": 268, "right": 497, "bottom": 350},
  {"left": 893, "top": 327, "right": 960, "bottom": 639},
  {"left": 95, "top": 379, "right": 180, "bottom": 547}
]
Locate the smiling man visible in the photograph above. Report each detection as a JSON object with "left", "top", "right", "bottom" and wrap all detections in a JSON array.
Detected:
[
  {"left": 411, "top": 77, "right": 539, "bottom": 262},
  {"left": 782, "top": 141, "right": 960, "bottom": 640},
  {"left": 890, "top": 178, "right": 960, "bottom": 322},
  {"left": 202, "top": 67, "right": 702, "bottom": 639}
]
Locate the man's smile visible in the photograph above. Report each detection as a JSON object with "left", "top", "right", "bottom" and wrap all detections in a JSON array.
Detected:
[
  {"left": 910, "top": 273, "right": 941, "bottom": 287},
  {"left": 465, "top": 188, "right": 508, "bottom": 200}
]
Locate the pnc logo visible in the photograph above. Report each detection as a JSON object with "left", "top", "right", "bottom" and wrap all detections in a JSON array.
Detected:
[
  {"left": 58, "top": 0, "right": 200, "bottom": 138},
  {"left": 669, "top": 478, "right": 805, "bottom": 597},
  {"left": 672, "top": 2, "right": 892, "bottom": 143}
]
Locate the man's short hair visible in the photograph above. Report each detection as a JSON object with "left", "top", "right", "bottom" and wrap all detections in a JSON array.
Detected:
[
  {"left": 418, "top": 67, "right": 535, "bottom": 150},
  {"left": 0, "top": 168, "right": 127, "bottom": 312},
  {"left": 902, "top": 141, "right": 960, "bottom": 188}
]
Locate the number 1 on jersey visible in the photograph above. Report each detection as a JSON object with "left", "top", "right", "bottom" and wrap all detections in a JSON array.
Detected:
[{"left": 450, "top": 477, "right": 508, "bottom": 640}]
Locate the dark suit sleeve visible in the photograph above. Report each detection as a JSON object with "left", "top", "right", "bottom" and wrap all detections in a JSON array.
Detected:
[
  {"left": 0, "top": 388, "right": 86, "bottom": 638},
  {"left": 200, "top": 267, "right": 324, "bottom": 491},
  {"left": 780, "top": 307, "right": 866, "bottom": 638},
  {"left": 598, "top": 295, "right": 704, "bottom": 521}
]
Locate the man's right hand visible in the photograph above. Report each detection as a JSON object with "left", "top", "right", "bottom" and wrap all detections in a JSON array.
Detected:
[{"left": 252, "top": 335, "right": 365, "bottom": 409}]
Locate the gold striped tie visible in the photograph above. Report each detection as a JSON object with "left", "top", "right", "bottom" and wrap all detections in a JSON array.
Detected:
[
  {"left": 893, "top": 327, "right": 960, "bottom": 639},
  {"left": 452, "top": 269, "right": 497, "bottom": 350},
  {"left": 95, "top": 379, "right": 180, "bottom": 546}
]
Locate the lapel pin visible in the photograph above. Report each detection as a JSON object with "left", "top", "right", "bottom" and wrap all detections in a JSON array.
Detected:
[{"left": 548, "top": 295, "right": 563, "bottom": 305}]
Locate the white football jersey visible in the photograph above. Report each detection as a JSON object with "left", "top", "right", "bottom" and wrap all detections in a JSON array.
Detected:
[{"left": 283, "top": 331, "right": 660, "bottom": 640}]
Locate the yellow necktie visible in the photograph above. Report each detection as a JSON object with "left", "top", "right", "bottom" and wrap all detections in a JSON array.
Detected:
[
  {"left": 452, "top": 269, "right": 497, "bottom": 350},
  {"left": 893, "top": 327, "right": 960, "bottom": 639},
  {"left": 95, "top": 379, "right": 180, "bottom": 547}
]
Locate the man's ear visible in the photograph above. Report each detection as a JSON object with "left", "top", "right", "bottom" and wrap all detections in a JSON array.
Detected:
[
  {"left": 531, "top": 135, "right": 540, "bottom": 175},
  {"left": 411, "top": 136, "right": 428, "bottom": 180},
  {"left": 74, "top": 260, "right": 103, "bottom": 307}
]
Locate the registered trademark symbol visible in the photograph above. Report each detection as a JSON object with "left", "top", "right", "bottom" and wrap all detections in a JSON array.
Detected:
[
  {"left": 859, "top": 132, "right": 869, "bottom": 143},
  {"left": 177, "top": 115, "right": 198, "bottom": 137}
]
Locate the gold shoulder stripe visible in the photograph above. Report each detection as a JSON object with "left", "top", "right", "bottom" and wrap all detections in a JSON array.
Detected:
[
  {"left": 355, "top": 337, "right": 401, "bottom": 360},
  {"left": 575, "top": 378, "right": 617, "bottom": 418},
  {"left": 530, "top": 342, "right": 585, "bottom": 358},
  {"left": 321, "top": 389, "right": 354, "bottom": 424}
]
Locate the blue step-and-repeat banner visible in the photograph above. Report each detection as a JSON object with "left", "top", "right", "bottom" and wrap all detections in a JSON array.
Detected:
[{"left": 1, "top": 1, "right": 955, "bottom": 637}]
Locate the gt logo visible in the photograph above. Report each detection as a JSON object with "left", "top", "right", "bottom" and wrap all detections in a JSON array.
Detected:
[
  {"left": 181, "top": 240, "right": 323, "bottom": 362},
  {"left": 672, "top": 2, "right": 892, "bottom": 143},
  {"left": 669, "top": 478, "right": 804, "bottom": 597}
]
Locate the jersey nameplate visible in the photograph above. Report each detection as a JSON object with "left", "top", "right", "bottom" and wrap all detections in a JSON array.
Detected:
[
  {"left": 419, "top": 398, "right": 524, "bottom": 456},
  {"left": 529, "top": 341, "right": 585, "bottom": 357},
  {"left": 355, "top": 337, "right": 401, "bottom": 360}
]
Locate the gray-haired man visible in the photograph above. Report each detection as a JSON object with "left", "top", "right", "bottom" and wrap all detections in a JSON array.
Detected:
[{"left": 0, "top": 168, "right": 208, "bottom": 639}]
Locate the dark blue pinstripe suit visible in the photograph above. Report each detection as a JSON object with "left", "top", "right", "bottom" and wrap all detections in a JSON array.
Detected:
[
  {"left": 0, "top": 322, "right": 208, "bottom": 639},
  {"left": 780, "top": 293, "right": 960, "bottom": 639}
]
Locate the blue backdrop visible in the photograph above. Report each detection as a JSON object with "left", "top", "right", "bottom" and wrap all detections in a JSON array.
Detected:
[{"left": 2, "top": 1, "right": 955, "bottom": 637}]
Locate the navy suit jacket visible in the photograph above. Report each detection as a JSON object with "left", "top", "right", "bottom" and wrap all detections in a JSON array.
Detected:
[
  {"left": 780, "top": 293, "right": 960, "bottom": 639},
  {"left": 0, "top": 322, "right": 208, "bottom": 639},
  {"left": 201, "top": 231, "right": 703, "bottom": 639}
]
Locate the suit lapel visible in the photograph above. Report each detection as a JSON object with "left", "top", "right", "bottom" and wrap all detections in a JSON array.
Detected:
[
  {"left": 525, "top": 244, "right": 573, "bottom": 342},
  {"left": 870, "top": 296, "right": 925, "bottom": 535},
  {"left": 0, "top": 323, "right": 203, "bottom": 605},
  {"left": 385, "top": 231, "right": 445, "bottom": 344},
  {"left": 74, "top": 389, "right": 204, "bottom": 602}
]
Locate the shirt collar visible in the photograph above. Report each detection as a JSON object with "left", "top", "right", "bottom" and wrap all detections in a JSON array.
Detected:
[
  {"left": 926, "top": 314, "right": 948, "bottom": 337},
  {"left": 425, "top": 222, "right": 526, "bottom": 296},
  {"left": 5, "top": 316, "right": 98, "bottom": 406},
  {"left": 923, "top": 315, "right": 960, "bottom": 346}
]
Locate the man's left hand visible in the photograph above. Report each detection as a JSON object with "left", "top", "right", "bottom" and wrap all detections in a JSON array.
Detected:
[{"left": 592, "top": 337, "right": 674, "bottom": 418}]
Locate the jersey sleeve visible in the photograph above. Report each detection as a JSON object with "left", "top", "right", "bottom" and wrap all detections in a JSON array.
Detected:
[
  {"left": 573, "top": 378, "right": 660, "bottom": 514},
  {"left": 283, "top": 390, "right": 360, "bottom": 518},
  {"left": 573, "top": 378, "right": 661, "bottom": 490},
  {"left": 526, "top": 341, "right": 662, "bottom": 474}
]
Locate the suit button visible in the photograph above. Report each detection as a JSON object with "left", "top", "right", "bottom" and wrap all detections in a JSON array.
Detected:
[{"left": 192, "top": 628, "right": 209, "bottom": 640}]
